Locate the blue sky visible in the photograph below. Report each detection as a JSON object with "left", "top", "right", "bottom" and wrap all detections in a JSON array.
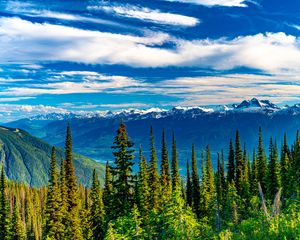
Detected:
[{"left": 0, "top": 0, "right": 299, "bottom": 121}]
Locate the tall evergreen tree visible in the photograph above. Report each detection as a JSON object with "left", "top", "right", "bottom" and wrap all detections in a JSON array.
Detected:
[
  {"left": 227, "top": 139, "right": 235, "bottom": 184},
  {"left": 136, "top": 146, "right": 150, "bottom": 215},
  {"left": 257, "top": 127, "right": 268, "bottom": 193},
  {"left": 160, "top": 129, "right": 171, "bottom": 197},
  {"left": 191, "top": 144, "right": 201, "bottom": 218},
  {"left": 64, "top": 123, "right": 83, "bottom": 240},
  {"left": 171, "top": 132, "right": 180, "bottom": 192},
  {"left": 90, "top": 169, "right": 105, "bottom": 240},
  {"left": 205, "top": 145, "right": 216, "bottom": 218},
  {"left": 0, "top": 166, "right": 10, "bottom": 240},
  {"left": 148, "top": 126, "right": 160, "bottom": 210},
  {"left": 235, "top": 130, "right": 243, "bottom": 195},
  {"left": 43, "top": 147, "right": 64, "bottom": 240},
  {"left": 103, "top": 161, "right": 113, "bottom": 222},
  {"left": 111, "top": 121, "right": 135, "bottom": 217},
  {"left": 280, "top": 133, "right": 290, "bottom": 198},
  {"left": 11, "top": 199, "right": 26, "bottom": 240},
  {"left": 186, "top": 160, "right": 192, "bottom": 207},
  {"left": 267, "top": 139, "right": 281, "bottom": 199},
  {"left": 250, "top": 149, "right": 258, "bottom": 195}
]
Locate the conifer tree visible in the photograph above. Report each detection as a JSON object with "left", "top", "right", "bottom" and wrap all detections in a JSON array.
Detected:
[
  {"left": 103, "top": 161, "right": 113, "bottom": 223},
  {"left": 160, "top": 129, "right": 171, "bottom": 197},
  {"left": 136, "top": 146, "right": 150, "bottom": 215},
  {"left": 111, "top": 121, "right": 135, "bottom": 217},
  {"left": 43, "top": 147, "right": 64, "bottom": 240},
  {"left": 204, "top": 145, "right": 216, "bottom": 218},
  {"left": 148, "top": 126, "right": 160, "bottom": 210},
  {"left": 235, "top": 130, "right": 243, "bottom": 195},
  {"left": 0, "top": 166, "right": 10, "bottom": 240},
  {"left": 191, "top": 144, "right": 201, "bottom": 218},
  {"left": 250, "top": 149, "right": 258, "bottom": 195},
  {"left": 171, "top": 132, "right": 180, "bottom": 192},
  {"left": 64, "top": 123, "right": 83, "bottom": 240},
  {"left": 227, "top": 139, "right": 235, "bottom": 184},
  {"left": 11, "top": 199, "right": 26, "bottom": 240},
  {"left": 267, "top": 139, "right": 281, "bottom": 199},
  {"left": 257, "top": 127, "right": 268, "bottom": 193},
  {"left": 90, "top": 169, "right": 105, "bottom": 240},
  {"left": 186, "top": 160, "right": 192, "bottom": 207}
]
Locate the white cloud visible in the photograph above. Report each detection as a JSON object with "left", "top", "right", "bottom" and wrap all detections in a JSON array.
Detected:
[
  {"left": 1, "top": 71, "right": 146, "bottom": 96},
  {"left": 165, "top": 0, "right": 247, "bottom": 7},
  {"left": 88, "top": 4, "right": 199, "bottom": 27},
  {"left": 0, "top": 104, "right": 68, "bottom": 122},
  {"left": 0, "top": 17, "right": 300, "bottom": 73}
]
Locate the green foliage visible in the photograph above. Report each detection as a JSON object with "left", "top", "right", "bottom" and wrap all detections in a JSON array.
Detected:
[
  {"left": 111, "top": 121, "right": 135, "bottom": 217},
  {"left": 0, "top": 167, "right": 11, "bottom": 240},
  {"left": 148, "top": 126, "right": 160, "bottom": 210},
  {"left": 0, "top": 127, "right": 105, "bottom": 187}
]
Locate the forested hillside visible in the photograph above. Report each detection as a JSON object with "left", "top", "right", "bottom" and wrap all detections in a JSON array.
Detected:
[
  {"left": 0, "top": 126, "right": 105, "bottom": 186},
  {"left": 0, "top": 122, "right": 299, "bottom": 239}
]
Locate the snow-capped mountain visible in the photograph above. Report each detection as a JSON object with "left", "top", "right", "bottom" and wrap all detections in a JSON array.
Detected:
[{"left": 26, "top": 98, "right": 293, "bottom": 122}]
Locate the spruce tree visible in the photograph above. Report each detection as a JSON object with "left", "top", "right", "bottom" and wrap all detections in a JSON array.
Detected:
[
  {"left": 186, "top": 160, "right": 193, "bottom": 207},
  {"left": 148, "top": 126, "right": 160, "bottom": 210},
  {"left": 136, "top": 146, "right": 150, "bottom": 215},
  {"left": 90, "top": 169, "right": 105, "bottom": 240},
  {"left": 171, "top": 132, "right": 180, "bottom": 192},
  {"left": 250, "top": 149, "right": 258, "bottom": 195},
  {"left": 227, "top": 139, "right": 235, "bottom": 184},
  {"left": 267, "top": 139, "right": 281, "bottom": 199},
  {"left": 64, "top": 123, "right": 83, "bottom": 240},
  {"left": 191, "top": 144, "right": 201, "bottom": 218},
  {"left": 43, "top": 147, "right": 64, "bottom": 240},
  {"left": 205, "top": 145, "right": 216, "bottom": 218},
  {"left": 110, "top": 121, "right": 135, "bottom": 217},
  {"left": 0, "top": 166, "right": 10, "bottom": 240},
  {"left": 103, "top": 161, "right": 113, "bottom": 222},
  {"left": 160, "top": 129, "right": 171, "bottom": 197},
  {"left": 11, "top": 199, "right": 26, "bottom": 240},
  {"left": 235, "top": 130, "right": 243, "bottom": 195},
  {"left": 257, "top": 127, "right": 268, "bottom": 193}
]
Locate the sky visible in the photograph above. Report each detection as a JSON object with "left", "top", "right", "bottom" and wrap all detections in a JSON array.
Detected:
[{"left": 0, "top": 0, "right": 299, "bottom": 121}]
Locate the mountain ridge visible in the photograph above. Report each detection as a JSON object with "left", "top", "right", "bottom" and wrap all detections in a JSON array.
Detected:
[{"left": 20, "top": 98, "right": 297, "bottom": 122}]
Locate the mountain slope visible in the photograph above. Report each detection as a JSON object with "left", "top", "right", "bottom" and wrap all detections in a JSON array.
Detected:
[{"left": 0, "top": 126, "right": 105, "bottom": 187}]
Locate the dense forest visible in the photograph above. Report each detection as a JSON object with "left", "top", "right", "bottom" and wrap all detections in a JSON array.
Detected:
[{"left": 0, "top": 121, "right": 299, "bottom": 239}]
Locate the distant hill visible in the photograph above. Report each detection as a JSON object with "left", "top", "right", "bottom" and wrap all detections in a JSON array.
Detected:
[
  {"left": 6, "top": 98, "right": 300, "bottom": 174},
  {"left": 0, "top": 126, "right": 105, "bottom": 187}
]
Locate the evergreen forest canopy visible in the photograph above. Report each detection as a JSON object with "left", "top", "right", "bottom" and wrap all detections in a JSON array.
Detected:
[{"left": 0, "top": 121, "right": 299, "bottom": 240}]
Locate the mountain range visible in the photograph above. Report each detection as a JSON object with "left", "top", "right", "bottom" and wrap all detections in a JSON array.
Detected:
[{"left": 6, "top": 98, "right": 300, "bottom": 173}]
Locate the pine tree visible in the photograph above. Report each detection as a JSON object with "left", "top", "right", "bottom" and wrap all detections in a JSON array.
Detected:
[
  {"left": 160, "top": 129, "right": 171, "bottom": 198},
  {"left": 11, "top": 199, "right": 26, "bottom": 240},
  {"left": 148, "top": 126, "right": 160, "bottom": 210},
  {"left": 43, "top": 147, "right": 64, "bottom": 240},
  {"left": 186, "top": 160, "right": 192, "bottom": 207},
  {"left": 135, "top": 146, "right": 150, "bottom": 215},
  {"left": 64, "top": 123, "right": 83, "bottom": 240},
  {"left": 103, "top": 161, "right": 113, "bottom": 222},
  {"left": 111, "top": 120, "right": 135, "bottom": 217},
  {"left": 235, "top": 130, "right": 243, "bottom": 195},
  {"left": 204, "top": 145, "right": 216, "bottom": 218},
  {"left": 257, "top": 127, "right": 268, "bottom": 193},
  {"left": 227, "top": 139, "right": 235, "bottom": 184},
  {"left": 267, "top": 139, "right": 281, "bottom": 199},
  {"left": 0, "top": 166, "right": 10, "bottom": 240},
  {"left": 171, "top": 132, "right": 180, "bottom": 192},
  {"left": 191, "top": 144, "right": 201, "bottom": 218},
  {"left": 90, "top": 169, "right": 105, "bottom": 240},
  {"left": 250, "top": 149, "right": 258, "bottom": 195}
]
